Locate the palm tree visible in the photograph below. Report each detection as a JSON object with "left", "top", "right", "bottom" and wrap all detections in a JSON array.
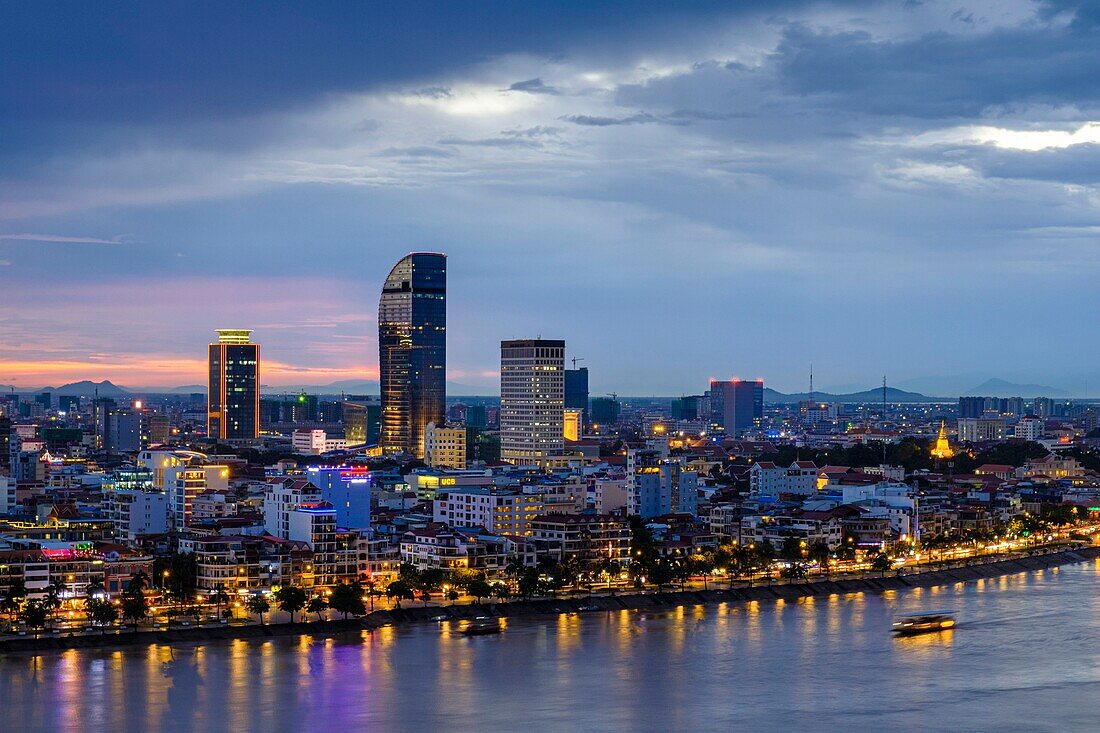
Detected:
[
  {"left": 1, "top": 579, "right": 26, "bottom": 631},
  {"left": 127, "top": 570, "right": 150, "bottom": 596},
  {"left": 210, "top": 584, "right": 230, "bottom": 623},
  {"left": 44, "top": 579, "right": 67, "bottom": 631}
]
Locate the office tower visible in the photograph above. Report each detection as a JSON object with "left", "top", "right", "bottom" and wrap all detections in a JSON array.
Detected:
[
  {"left": 466, "top": 404, "right": 488, "bottom": 429},
  {"left": 35, "top": 392, "right": 51, "bottom": 410},
  {"left": 958, "top": 396, "right": 985, "bottom": 419},
  {"left": 500, "top": 339, "right": 565, "bottom": 463},
  {"left": 105, "top": 410, "right": 143, "bottom": 454},
  {"left": 708, "top": 378, "right": 764, "bottom": 434},
  {"left": 343, "top": 399, "right": 381, "bottom": 446},
  {"left": 207, "top": 329, "right": 260, "bottom": 442},
  {"left": 590, "top": 397, "right": 620, "bottom": 428},
  {"left": 565, "top": 366, "right": 589, "bottom": 419},
  {"left": 378, "top": 252, "right": 447, "bottom": 458},
  {"left": 671, "top": 395, "right": 702, "bottom": 421}
]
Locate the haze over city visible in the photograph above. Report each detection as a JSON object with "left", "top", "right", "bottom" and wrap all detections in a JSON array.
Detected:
[{"left": 4, "top": 1, "right": 1100, "bottom": 395}]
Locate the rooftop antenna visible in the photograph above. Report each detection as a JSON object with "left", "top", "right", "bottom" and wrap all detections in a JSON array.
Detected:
[
  {"left": 882, "top": 375, "right": 888, "bottom": 464},
  {"left": 809, "top": 363, "right": 814, "bottom": 404}
]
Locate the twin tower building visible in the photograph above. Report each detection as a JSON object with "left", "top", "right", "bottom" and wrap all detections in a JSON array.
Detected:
[{"left": 208, "top": 252, "right": 564, "bottom": 462}]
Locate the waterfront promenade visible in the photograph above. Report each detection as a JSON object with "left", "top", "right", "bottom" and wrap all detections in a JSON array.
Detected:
[{"left": 3, "top": 544, "right": 1096, "bottom": 654}]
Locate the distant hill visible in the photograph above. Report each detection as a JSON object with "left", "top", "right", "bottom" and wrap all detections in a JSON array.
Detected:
[
  {"left": 765, "top": 386, "right": 940, "bottom": 404},
  {"left": 964, "top": 378, "right": 1068, "bottom": 399},
  {"left": 41, "top": 380, "right": 130, "bottom": 397}
]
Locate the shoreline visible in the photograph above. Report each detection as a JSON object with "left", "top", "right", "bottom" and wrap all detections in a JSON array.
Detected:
[{"left": 4, "top": 545, "right": 1098, "bottom": 655}]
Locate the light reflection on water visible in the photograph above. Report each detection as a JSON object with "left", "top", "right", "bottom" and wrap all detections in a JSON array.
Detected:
[{"left": 2, "top": 562, "right": 1100, "bottom": 733}]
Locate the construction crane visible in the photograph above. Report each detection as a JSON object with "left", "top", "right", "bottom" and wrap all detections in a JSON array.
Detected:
[{"left": 570, "top": 357, "right": 585, "bottom": 369}]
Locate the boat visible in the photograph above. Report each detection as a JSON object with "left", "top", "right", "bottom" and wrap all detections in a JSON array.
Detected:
[
  {"left": 892, "top": 610, "right": 956, "bottom": 636},
  {"left": 462, "top": 620, "right": 502, "bottom": 636}
]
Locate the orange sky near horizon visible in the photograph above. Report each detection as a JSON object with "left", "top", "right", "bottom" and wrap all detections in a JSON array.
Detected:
[{"left": 0, "top": 356, "right": 380, "bottom": 389}]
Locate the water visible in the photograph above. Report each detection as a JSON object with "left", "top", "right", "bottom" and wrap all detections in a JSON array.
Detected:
[{"left": 3, "top": 561, "right": 1100, "bottom": 733}]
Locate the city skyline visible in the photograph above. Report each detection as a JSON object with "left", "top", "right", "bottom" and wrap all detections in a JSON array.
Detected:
[{"left": 4, "top": 1, "right": 1100, "bottom": 395}]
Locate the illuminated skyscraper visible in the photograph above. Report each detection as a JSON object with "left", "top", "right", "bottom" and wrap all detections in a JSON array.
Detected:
[
  {"left": 207, "top": 329, "right": 260, "bottom": 442},
  {"left": 708, "top": 378, "right": 763, "bottom": 434},
  {"left": 378, "top": 252, "right": 447, "bottom": 458},
  {"left": 500, "top": 339, "right": 564, "bottom": 463}
]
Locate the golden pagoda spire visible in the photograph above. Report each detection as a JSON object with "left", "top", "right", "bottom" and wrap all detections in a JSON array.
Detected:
[{"left": 931, "top": 420, "right": 954, "bottom": 460}]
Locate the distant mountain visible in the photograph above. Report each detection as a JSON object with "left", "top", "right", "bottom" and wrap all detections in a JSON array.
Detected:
[
  {"left": 964, "top": 378, "right": 1068, "bottom": 399},
  {"left": 42, "top": 380, "right": 130, "bottom": 397},
  {"left": 252, "top": 379, "right": 497, "bottom": 396},
  {"left": 894, "top": 373, "right": 989, "bottom": 397},
  {"left": 765, "top": 386, "right": 940, "bottom": 404}
]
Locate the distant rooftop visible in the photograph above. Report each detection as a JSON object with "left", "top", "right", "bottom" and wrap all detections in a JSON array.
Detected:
[{"left": 214, "top": 329, "right": 253, "bottom": 345}]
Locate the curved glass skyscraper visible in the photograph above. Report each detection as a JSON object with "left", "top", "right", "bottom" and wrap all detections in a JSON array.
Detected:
[{"left": 378, "top": 252, "right": 446, "bottom": 458}]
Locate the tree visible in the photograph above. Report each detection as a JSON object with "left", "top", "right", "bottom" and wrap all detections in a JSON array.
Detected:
[
  {"left": 648, "top": 557, "right": 676, "bottom": 591},
  {"left": 306, "top": 596, "right": 328, "bottom": 622},
  {"left": 363, "top": 578, "right": 378, "bottom": 612},
  {"left": 45, "top": 579, "right": 66, "bottom": 630},
  {"left": 329, "top": 581, "right": 366, "bottom": 619},
  {"left": 210, "top": 585, "right": 230, "bottom": 622},
  {"left": 755, "top": 540, "right": 776, "bottom": 579},
  {"left": 274, "top": 585, "right": 308, "bottom": 623},
  {"left": 780, "top": 537, "right": 804, "bottom": 565},
  {"left": 1, "top": 579, "right": 26, "bottom": 630},
  {"left": 517, "top": 568, "right": 541, "bottom": 599},
  {"left": 126, "top": 570, "right": 150, "bottom": 596},
  {"left": 808, "top": 541, "right": 832, "bottom": 577},
  {"left": 22, "top": 600, "right": 48, "bottom": 638},
  {"left": 121, "top": 593, "right": 149, "bottom": 628},
  {"left": 386, "top": 580, "right": 415, "bottom": 609},
  {"left": 491, "top": 582, "right": 512, "bottom": 602},
  {"left": 86, "top": 597, "right": 118, "bottom": 633},
  {"left": 870, "top": 551, "right": 893, "bottom": 577},
  {"left": 504, "top": 556, "right": 527, "bottom": 582},
  {"left": 246, "top": 594, "right": 271, "bottom": 625},
  {"left": 691, "top": 553, "right": 715, "bottom": 590},
  {"left": 467, "top": 579, "right": 493, "bottom": 604},
  {"left": 446, "top": 589, "right": 460, "bottom": 605},
  {"left": 781, "top": 563, "right": 807, "bottom": 584},
  {"left": 597, "top": 558, "right": 621, "bottom": 591}
]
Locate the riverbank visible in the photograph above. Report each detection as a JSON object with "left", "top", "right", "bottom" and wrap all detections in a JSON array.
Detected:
[{"left": 4, "top": 545, "right": 1098, "bottom": 654}]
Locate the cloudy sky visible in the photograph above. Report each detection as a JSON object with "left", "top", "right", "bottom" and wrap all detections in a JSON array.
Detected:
[{"left": 2, "top": 0, "right": 1099, "bottom": 395}]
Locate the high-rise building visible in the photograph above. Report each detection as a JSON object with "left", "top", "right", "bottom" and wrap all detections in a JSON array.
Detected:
[
  {"left": 343, "top": 399, "right": 381, "bottom": 446},
  {"left": 207, "top": 329, "right": 260, "bottom": 442},
  {"left": 565, "top": 366, "right": 589, "bottom": 417},
  {"left": 378, "top": 252, "right": 447, "bottom": 458},
  {"left": 590, "top": 397, "right": 620, "bottom": 429},
  {"left": 708, "top": 379, "right": 763, "bottom": 434},
  {"left": 500, "top": 339, "right": 565, "bottom": 463}
]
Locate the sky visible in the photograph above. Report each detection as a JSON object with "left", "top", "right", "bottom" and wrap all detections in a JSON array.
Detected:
[{"left": 2, "top": 0, "right": 1100, "bottom": 396}]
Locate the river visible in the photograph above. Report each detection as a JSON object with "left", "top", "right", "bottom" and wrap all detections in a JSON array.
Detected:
[{"left": 3, "top": 559, "right": 1099, "bottom": 732}]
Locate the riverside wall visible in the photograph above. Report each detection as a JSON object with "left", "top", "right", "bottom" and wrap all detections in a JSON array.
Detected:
[{"left": 4, "top": 546, "right": 1098, "bottom": 654}]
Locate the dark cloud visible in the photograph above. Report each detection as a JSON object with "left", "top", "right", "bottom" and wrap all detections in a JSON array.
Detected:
[
  {"left": 561, "top": 112, "right": 693, "bottom": 126},
  {"left": 507, "top": 78, "right": 561, "bottom": 95},
  {"left": 775, "top": 19, "right": 1100, "bottom": 119}
]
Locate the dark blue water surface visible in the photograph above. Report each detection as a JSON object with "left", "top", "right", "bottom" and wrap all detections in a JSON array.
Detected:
[{"left": 3, "top": 561, "right": 1099, "bottom": 732}]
